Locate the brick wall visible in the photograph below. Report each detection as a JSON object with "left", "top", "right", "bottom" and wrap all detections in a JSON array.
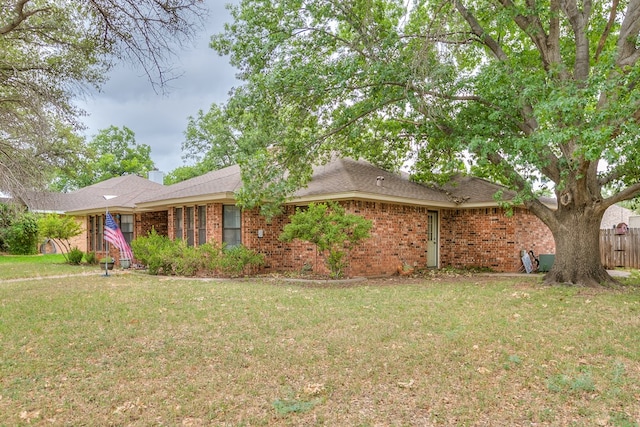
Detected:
[
  {"left": 67, "top": 216, "right": 86, "bottom": 253},
  {"left": 440, "top": 207, "right": 555, "bottom": 272},
  {"left": 159, "top": 201, "right": 555, "bottom": 277},
  {"left": 138, "top": 210, "right": 168, "bottom": 237},
  {"left": 240, "top": 201, "right": 431, "bottom": 277},
  {"left": 207, "top": 204, "right": 223, "bottom": 243}
]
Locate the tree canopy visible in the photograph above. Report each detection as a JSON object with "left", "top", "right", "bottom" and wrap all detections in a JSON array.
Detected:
[
  {"left": 1, "top": 0, "right": 205, "bottom": 198},
  {"left": 211, "top": 0, "right": 640, "bottom": 285},
  {"left": 165, "top": 103, "right": 244, "bottom": 184},
  {"left": 50, "top": 126, "right": 155, "bottom": 191}
]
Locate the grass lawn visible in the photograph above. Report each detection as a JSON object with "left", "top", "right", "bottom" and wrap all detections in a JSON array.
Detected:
[
  {"left": 0, "top": 254, "right": 96, "bottom": 280},
  {"left": 1, "top": 261, "right": 640, "bottom": 426}
]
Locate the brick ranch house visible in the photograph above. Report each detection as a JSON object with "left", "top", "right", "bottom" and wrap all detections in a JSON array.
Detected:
[{"left": 28, "top": 158, "right": 556, "bottom": 276}]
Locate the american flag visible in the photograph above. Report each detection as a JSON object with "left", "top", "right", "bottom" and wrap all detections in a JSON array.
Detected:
[{"left": 105, "top": 211, "right": 134, "bottom": 261}]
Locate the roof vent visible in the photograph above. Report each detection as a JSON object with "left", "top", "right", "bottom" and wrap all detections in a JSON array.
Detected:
[{"left": 376, "top": 176, "right": 384, "bottom": 187}]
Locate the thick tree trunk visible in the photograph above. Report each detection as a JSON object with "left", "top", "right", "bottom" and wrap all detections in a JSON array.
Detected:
[{"left": 544, "top": 210, "right": 616, "bottom": 286}]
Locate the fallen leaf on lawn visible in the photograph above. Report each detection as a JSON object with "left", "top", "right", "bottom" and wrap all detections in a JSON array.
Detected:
[
  {"left": 397, "top": 379, "right": 415, "bottom": 389},
  {"left": 20, "top": 410, "right": 41, "bottom": 421},
  {"left": 304, "top": 383, "right": 326, "bottom": 395}
]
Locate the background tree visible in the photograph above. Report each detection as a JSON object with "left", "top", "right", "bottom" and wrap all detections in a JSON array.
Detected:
[
  {"left": 279, "top": 202, "right": 372, "bottom": 278},
  {"left": 165, "top": 104, "right": 243, "bottom": 184},
  {"left": 0, "top": 202, "right": 22, "bottom": 252},
  {"left": 1, "top": 211, "right": 39, "bottom": 255},
  {"left": 184, "top": 104, "right": 241, "bottom": 169},
  {"left": 212, "top": 0, "right": 640, "bottom": 286},
  {"left": 0, "top": 0, "right": 205, "bottom": 198},
  {"left": 51, "top": 126, "right": 155, "bottom": 191}
]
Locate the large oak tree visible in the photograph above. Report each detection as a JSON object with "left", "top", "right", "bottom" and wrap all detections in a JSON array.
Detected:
[
  {"left": 1, "top": 0, "right": 205, "bottom": 198},
  {"left": 210, "top": 0, "right": 640, "bottom": 286}
]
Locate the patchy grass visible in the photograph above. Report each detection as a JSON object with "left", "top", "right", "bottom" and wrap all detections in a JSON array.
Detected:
[
  {"left": 1, "top": 267, "right": 640, "bottom": 426},
  {"left": 0, "top": 254, "right": 97, "bottom": 280}
]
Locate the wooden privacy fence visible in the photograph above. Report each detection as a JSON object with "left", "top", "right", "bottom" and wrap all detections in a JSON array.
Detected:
[{"left": 600, "top": 228, "right": 640, "bottom": 269}]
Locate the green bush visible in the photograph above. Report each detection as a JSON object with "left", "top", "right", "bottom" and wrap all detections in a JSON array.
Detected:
[
  {"left": 197, "top": 241, "right": 225, "bottom": 271},
  {"left": 67, "top": 247, "right": 84, "bottom": 265},
  {"left": 84, "top": 251, "right": 97, "bottom": 264},
  {"left": 279, "top": 201, "right": 372, "bottom": 278},
  {"left": 3, "top": 213, "right": 39, "bottom": 255},
  {"left": 0, "top": 203, "right": 22, "bottom": 252},
  {"left": 130, "top": 231, "right": 264, "bottom": 277},
  {"left": 130, "top": 229, "right": 173, "bottom": 274},
  {"left": 219, "top": 245, "right": 265, "bottom": 276},
  {"left": 172, "top": 243, "right": 201, "bottom": 276}
]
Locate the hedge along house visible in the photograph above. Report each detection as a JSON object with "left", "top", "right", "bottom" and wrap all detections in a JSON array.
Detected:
[{"left": 134, "top": 157, "right": 556, "bottom": 276}]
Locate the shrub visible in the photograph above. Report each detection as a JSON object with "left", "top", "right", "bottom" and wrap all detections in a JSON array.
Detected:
[
  {"left": 0, "top": 203, "right": 22, "bottom": 252},
  {"left": 218, "top": 245, "right": 265, "bottom": 276},
  {"left": 67, "top": 247, "right": 84, "bottom": 265},
  {"left": 172, "top": 244, "right": 201, "bottom": 276},
  {"left": 279, "top": 201, "right": 372, "bottom": 278},
  {"left": 131, "top": 228, "right": 173, "bottom": 274},
  {"left": 130, "top": 231, "right": 264, "bottom": 277},
  {"left": 84, "top": 251, "right": 97, "bottom": 264},
  {"left": 3, "top": 213, "right": 39, "bottom": 255},
  {"left": 197, "top": 241, "right": 225, "bottom": 271}
]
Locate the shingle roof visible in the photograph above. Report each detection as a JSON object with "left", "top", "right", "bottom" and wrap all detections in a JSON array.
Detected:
[
  {"left": 136, "top": 157, "right": 515, "bottom": 209},
  {"left": 23, "top": 158, "right": 522, "bottom": 214},
  {"left": 136, "top": 164, "right": 243, "bottom": 206},
  {"left": 293, "top": 158, "right": 453, "bottom": 205},
  {"left": 298, "top": 159, "right": 524, "bottom": 206},
  {"left": 24, "top": 174, "right": 165, "bottom": 214}
]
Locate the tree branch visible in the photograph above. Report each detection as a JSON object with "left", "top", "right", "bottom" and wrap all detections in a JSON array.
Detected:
[
  {"left": 603, "top": 182, "right": 640, "bottom": 207},
  {"left": 616, "top": 0, "right": 640, "bottom": 67},
  {"left": 561, "top": 0, "right": 591, "bottom": 82},
  {"left": 0, "top": 0, "right": 50, "bottom": 35},
  {"left": 453, "top": 0, "right": 508, "bottom": 61},
  {"left": 595, "top": 0, "right": 619, "bottom": 60}
]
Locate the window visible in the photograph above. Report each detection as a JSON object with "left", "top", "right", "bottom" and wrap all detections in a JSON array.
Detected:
[
  {"left": 174, "top": 207, "right": 183, "bottom": 240},
  {"left": 120, "top": 214, "right": 134, "bottom": 245},
  {"left": 197, "top": 205, "right": 207, "bottom": 245},
  {"left": 186, "top": 207, "right": 195, "bottom": 247},
  {"left": 88, "top": 215, "right": 104, "bottom": 252},
  {"left": 89, "top": 216, "right": 95, "bottom": 252},
  {"left": 223, "top": 205, "right": 241, "bottom": 248}
]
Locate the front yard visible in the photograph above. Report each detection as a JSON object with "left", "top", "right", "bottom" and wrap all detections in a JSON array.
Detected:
[{"left": 1, "top": 257, "right": 639, "bottom": 425}]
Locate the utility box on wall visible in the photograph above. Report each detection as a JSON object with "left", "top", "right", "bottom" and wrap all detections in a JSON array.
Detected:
[{"left": 538, "top": 254, "right": 555, "bottom": 272}]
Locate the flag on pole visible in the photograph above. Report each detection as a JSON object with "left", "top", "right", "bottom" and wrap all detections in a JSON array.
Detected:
[{"left": 105, "top": 211, "right": 133, "bottom": 261}]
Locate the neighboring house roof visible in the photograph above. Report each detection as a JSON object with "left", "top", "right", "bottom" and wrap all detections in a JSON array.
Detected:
[{"left": 601, "top": 204, "right": 635, "bottom": 229}]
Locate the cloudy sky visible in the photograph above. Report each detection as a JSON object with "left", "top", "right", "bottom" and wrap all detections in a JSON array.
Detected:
[{"left": 76, "top": 0, "right": 241, "bottom": 175}]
